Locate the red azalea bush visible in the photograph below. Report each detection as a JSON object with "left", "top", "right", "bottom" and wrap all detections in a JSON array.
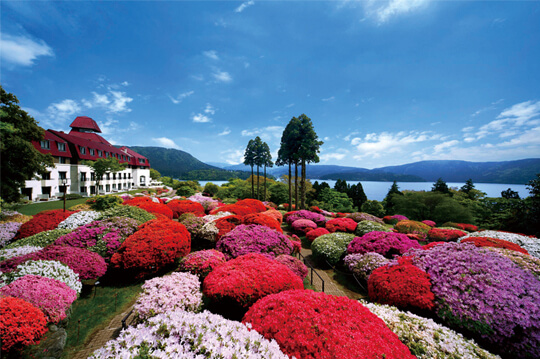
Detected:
[
  {"left": 347, "top": 231, "right": 421, "bottom": 259},
  {"left": 214, "top": 215, "right": 243, "bottom": 240},
  {"left": 310, "top": 206, "right": 322, "bottom": 213},
  {"left": 178, "top": 249, "right": 227, "bottom": 279},
  {"left": 422, "top": 242, "right": 446, "bottom": 250},
  {"left": 166, "top": 199, "right": 205, "bottom": 218},
  {"left": 15, "top": 210, "right": 77, "bottom": 239},
  {"left": 422, "top": 220, "right": 436, "bottom": 227},
  {"left": 235, "top": 198, "right": 267, "bottom": 212},
  {"left": 368, "top": 258, "right": 435, "bottom": 310},
  {"left": 325, "top": 217, "right": 357, "bottom": 233},
  {"left": 242, "top": 213, "right": 283, "bottom": 233},
  {"left": 259, "top": 209, "right": 283, "bottom": 224},
  {"left": 291, "top": 219, "right": 317, "bottom": 234},
  {"left": 203, "top": 253, "right": 303, "bottom": 310},
  {"left": 209, "top": 204, "right": 254, "bottom": 217},
  {"left": 461, "top": 236, "right": 529, "bottom": 254},
  {"left": 122, "top": 196, "right": 153, "bottom": 206},
  {"left": 442, "top": 222, "right": 479, "bottom": 232},
  {"left": 306, "top": 227, "right": 330, "bottom": 242},
  {"left": 243, "top": 290, "right": 416, "bottom": 359},
  {"left": 427, "top": 228, "right": 467, "bottom": 242},
  {"left": 275, "top": 254, "right": 308, "bottom": 280},
  {"left": 126, "top": 201, "right": 174, "bottom": 219},
  {"left": 394, "top": 220, "right": 431, "bottom": 239},
  {"left": 0, "top": 297, "right": 48, "bottom": 352},
  {"left": 111, "top": 218, "right": 191, "bottom": 278}
]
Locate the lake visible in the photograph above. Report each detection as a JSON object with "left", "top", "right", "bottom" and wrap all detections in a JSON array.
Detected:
[{"left": 196, "top": 180, "right": 530, "bottom": 202}]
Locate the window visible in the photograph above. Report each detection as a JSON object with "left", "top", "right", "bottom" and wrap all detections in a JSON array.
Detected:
[
  {"left": 80, "top": 187, "right": 87, "bottom": 193},
  {"left": 40, "top": 140, "right": 50, "bottom": 149},
  {"left": 123, "top": 173, "right": 127, "bottom": 179},
  {"left": 138, "top": 158, "right": 146, "bottom": 164},
  {"left": 58, "top": 157, "right": 66, "bottom": 164},
  {"left": 79, "top": 146, "right": 86, "bottom": 154},
  {"left": 106, "top": 184, "right": 110, "bottom": 192},
  {"left": 105, "top": 152, "right": 109, "bottom": 158},
  {"left": 80, "top": 173, "right": 87, "bottom": 181},
  {"left": 89, "top": 148, "right": 95, "bottom": 156},
  {"left": 112, "top": 184, "right": 116, "bottom": 190},
  {"left": 59, "top": 172, "right": 67, "bottom": 180},
  {"left": 42, "top": 172, "right": 51, "bottom": 180},
  {"left": 57, "top": 142, "right": 66, "bottom": 151},
  {"left": 91, "top": 172, "right": 96, "bottom": 181},
  {"left": 128, "top": 173, "right": 131, "bottom": 179},
  {"left": 98, "top": 150, "right": 103, "bottom": 157},
  {"left": 127, "top": 156, "right": 131, "bottom": 161},
  {"left": 113, "top": 173, "right": 116, "bottom": 180}
]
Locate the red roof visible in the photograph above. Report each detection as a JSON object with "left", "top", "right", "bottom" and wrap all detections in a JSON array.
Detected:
[
  {"left": 32, "top": 131, "right": 73, "bottom": 158},
  {"left": 119, "top": 146, "right": 151, "bottom": 167},
  {"left": 68, "top": 131, "right": 111, "bottom": 145},
  {"left": 69, "top": 116, "right": 102, "bottom": 133}
]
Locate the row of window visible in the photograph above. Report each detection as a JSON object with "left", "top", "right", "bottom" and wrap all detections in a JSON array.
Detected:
[
  {"left": 40, "top": 140, "right": 146, "bottom": 165},
  {"left": 80, "top": 172, "right": 132, "bottom": 181}
]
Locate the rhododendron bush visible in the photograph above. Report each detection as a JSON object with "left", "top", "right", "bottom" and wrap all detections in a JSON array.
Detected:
[
  {"left": 487, "top": 247, "right": 540, "bottom": 278},
  {"left": 57, "top": 210, "right": 101, "bottom": 230},
  {"left": 134, "top": 272, "right": 203, "bottom": 320},
  {"left": 368, "top": 258, "right": 435, "bottom": 310},
  {"left": 355, "top": 220, "right": 392, "bottom": 237},
  {"left": 394, "top": 220, "right": 431, "bottom": 239},
  {"left": 325, "top": 217, "right": 357, "bottom": 233},
  {"left": 383, "top": 214, "right": 408, "bottom": 225},
  {"left": 90, "top": 310, "right": 289, "bottom": 358},
  {"left": 243, "top": 212, "right": 283, "bottom": 233},
  {"left": 347, "top": 212, "right": 384, "bottom": 224},
  {"left": 216, "top": 224, "right": 293, "bottom": 259},
  {"left": 166, "top": 199, "right": 205, "bottom": 218},
  {"left": 291, "top": 219, "right": 317, "bottom": 234},
  {"left": 98, "top": 205, "right": 155, "bottom": 224},
  {"left": 259, "top": 208, "right": 283, "bottom": 224},
  {"left": 275, "top": 254, "right": 308, "bottom": 280},
  {"left": 0, "top": 245, "right": 41, "bottom": 262},
  {"left": 312, "top": 232, "right": 355, "bottom": 265},
  {"left": 462, "top": 230, "right": 540, "bottom": 258},
  {"left": 344, "top": 252, "right": 390, "bottom": 280},
  {"left": 0, "top": 221, "right": 22, "bottom": 248},
  {"left": 203, "top": 253, "right": 303, "bottom": 309},
  {"left": 427, "top": 228, "right": 467, "bottom": 242},
  {"left": 0, "top": 297, "right": 48, "bottom": 352},
  {"left": 461, "top": 236, "right": 529, "bottom": 254},
  {"left": 178, "top": 249, "right": 226, "bottom": 278},
  {"left": 347, "top": 231, "right": 421, "bottom": 258},
  {"left": 243, "top": 289, "right": 416, "bottom": 359},
  {"left": 4, "top": 228, "right": 72, "bottom": 249},
  {"left": 0, "top": 275, "right": 77, "bottom": 323},
  {"left": 285, "top": 210, "right": 326, "bottom": 226},
  {"left": 111, "top": 219, "right": 191, "bottom": 278},
  {"left": 15, "top": 209, "right": 77, "bottom": 239},
  {"left": 124, "top": 200, "right": 173, "bottom": 219},
  {"left": 213, "top": 214, "right": 242, "bottom": 239},
  {"left": 306, "top": 227, "right": 330, "bottom": 242},
  {"left": 421, "top": 220, "right": 436, "bottom": 227},
  {"left": 442, "top": 222, "right": 478, "bottom": 232}
]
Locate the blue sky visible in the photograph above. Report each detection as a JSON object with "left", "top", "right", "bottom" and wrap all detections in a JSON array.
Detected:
[{"left": 2, "top": 0, "right": 540, "bottom": 169}]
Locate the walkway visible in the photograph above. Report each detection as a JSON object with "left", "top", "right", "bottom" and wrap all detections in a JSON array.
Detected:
[{"left": 299, "top": 247, "right": 348, "bottom": 297}]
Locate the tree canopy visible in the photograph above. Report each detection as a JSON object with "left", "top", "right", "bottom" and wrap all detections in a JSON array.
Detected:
[{"left": 82, "top": 157, "right": 127, "bottom": 193}]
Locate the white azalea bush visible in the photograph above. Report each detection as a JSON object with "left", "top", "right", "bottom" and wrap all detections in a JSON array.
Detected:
[
  {"left": 0, "top": 245, "right": 42, "bottom": 262},
  {"left": 2, "top": 259, "right": 82, "bottom": 294},
  {"left": 355, "top": 220, "right": 392, "bottom": 237},
  {"left": 460, "top": 230, "right": 540, "bottom": 258},
  {"left": 202, "top": 211, "right": 234, "bottom": 223},
  {"left": 4, "top": 228, "right": 72, "bottom": 249},
  {"left": 57, "top": 210, "right": 101, "bottom": 230},
  {"left": 311, "top": 232, "right": 356, "bottom": 266},
  {"left": 362, "top": 300, "right": 501, "bottom": 359},
  {"left": 134, "top": 272, "right": 203, "bottom": 321},
  {"left": 89, "top": 310, "right": 289, "bottom": 358}
]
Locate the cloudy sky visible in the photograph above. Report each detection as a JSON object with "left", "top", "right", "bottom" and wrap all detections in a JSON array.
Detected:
[{"left": 1, "top": 0, "right": 539, "bottom": 168}]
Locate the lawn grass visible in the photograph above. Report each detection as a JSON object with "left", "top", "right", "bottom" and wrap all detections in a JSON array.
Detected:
[{"left": 15, "top": 198, "right": 89, "bottom": 216}]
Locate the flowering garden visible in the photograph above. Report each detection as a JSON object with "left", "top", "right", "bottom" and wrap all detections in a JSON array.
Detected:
[{"left": 1, "top": 190, "right": 539, "bottom": 358}]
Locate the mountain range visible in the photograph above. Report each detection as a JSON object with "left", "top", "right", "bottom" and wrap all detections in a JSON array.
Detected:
[{"left": 127, "top": 146, "right": 540, "bottom": 184}]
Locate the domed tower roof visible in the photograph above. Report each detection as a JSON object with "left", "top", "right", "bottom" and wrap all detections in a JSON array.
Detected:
[{"left": 69, "top": 116, "right": 102, "bottom": 133}]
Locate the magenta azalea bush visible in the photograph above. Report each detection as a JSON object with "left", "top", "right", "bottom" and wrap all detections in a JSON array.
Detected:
[
  {"left": 291, "top": 219, "right": 317, "bottom": 234},
  {"left": 3, "top": 260, "right": 82, "bottom": 294},
  {"left": 216, "top": 224, "right": 293, "bottom": 259},
  {"left": 0, "top": 275, "right": 77, "bottom": 323},
  {"left": 344, "top": 252, "right": 390, "bottom": 280},
  {"left": 286, "top": 210, "right": 327, "bottom": 226},
  {"left": 134, "top": 272, "right": 203, "bottom": 321},
  {"left": 408, "top": 242, "right": 540, "bottom": 358},
  {"left": 178, "top": 249, "right": 227, "bottom": 278},
  {"left": 347, "top": 231, "right": 421, "bottom": 259},
  {"left": 275, "top": 254, "right": 308, "bottom": 280}
]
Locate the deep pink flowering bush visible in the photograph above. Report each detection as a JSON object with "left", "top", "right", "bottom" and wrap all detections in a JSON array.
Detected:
[
  {"left": 347, "top": 231, "right": 421, "bottom": 259},
  {"left": 409, "top": 242, "right": 540, "bottom": 358},
  {"left": 0, "top": 275, "right": 77, "bottom": 323},
  {"left": 275, "top": 254, "right": 308, "bottom": 280},
  {"left": 383, "top": 214, "right": 408, "bottom": 225},
  {"left": 291, "top": 219, "right": 317, "bottom": 234},
  {"left": 325, "top": 217, "right": 358, "bottom": 233},
  {"left": 487, "top": 247, "right": 540, "bottom": 278},
  {"left": 347, "top": 212, "right": 384, "bottom": 224},
  {"left": 216, "top": 224, "right": 293, "bottom": 259},
  {"left": 285, "top": 210, "right": 327, "bottom": 226},
  {"left": 178, "top": 249, "right": 227, "bottom": 278},
  {"left": 422, "top": 220, "right": 436, "bottom": 227}
]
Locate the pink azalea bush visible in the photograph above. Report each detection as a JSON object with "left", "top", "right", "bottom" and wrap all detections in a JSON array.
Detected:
[
  {"left": 178, "top": 249, "right": 227, "bottom": 278},
  {"left": 291, "top": 219, "right": 317, "bottom": 234},
  {"left": 285, "top": 210, "right": 327, "bottom": 226},
  {"left": 275, "top": 254, "right": 308, "bottom": 280},
  {"left": 347, "top": 231, "right": 421, "bottom": 259}
]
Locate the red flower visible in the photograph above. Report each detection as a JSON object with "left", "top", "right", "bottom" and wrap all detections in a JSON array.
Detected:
[
  {"left": 0, "top": 297, "right": 48, "bottom": 352},
  {"left": 166, "top": 199, "right": 205, "bottom": 218},
  {"left": 461, "top": 236, "right": 529, "bottom": 254},
  {"left": 214, "top": 215, "right": 243, "bottom": 240},
  {"left": 16, "top": 209, "right": 77, "bottom": 239},
  {"left": 243, "top": 213, "right": 283, "bottom": 233},
  {"left": 325, "top": 218, "right": 357, "bottom": 233},
  {"left": 306, "top": 227, "right": 330, "bottom": 242},
  {"left": 124, "top": 199, "right": 174, "bottom": 219},
  {"left": 427, "top": 228, "right": 467, "bottom": 242}
]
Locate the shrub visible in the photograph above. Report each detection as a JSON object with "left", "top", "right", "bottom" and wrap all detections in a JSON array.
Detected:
[
  {"left": 344, "top": 252, "right": 390, "bottom": 280},
  {"left": 214, "top": 214, "right": 243, "bottom": 239},
  {"left": 311, "top": 232, "right": 356, "bottom": 266},
  {"left": 243, "top": 289, "right": 416, "bottom": 359},
  {"left": 89, "top": 309, "right": 289, "bottom": 358},
  {"left": 166, "top": 199, "right": 205, "bottom": 218},
  {"left": 325, "top": 217, "right": 357, "bottom": 233},
  {"left": 179, "top": 216, "right": 206, "bottom": 239},
  {"left": 203, "top": 253, "right": 303, "bottom": 309},
  {"left": 442, "top": 222, "right": 478, "bottom": 232},
  {"left": 134, "top": 272, "right": 203, "bottom": 321},
  {"left": 235, "top": 198, "right": 267, "bottom": 212},
  {"left": 394, "top": 220, "right": 431, "bottom": 239},
  {"left": 363, "top": 301, "right": 501, "bottom": 359},
  {"left": 111, "top": 219, "right": 191, "bottom": 278},
  {"left": 461, "top": 230, "right": 540, "bottom": 259},
  {"left": 275, "top": 254, "right": 308, "bottom": 280},
  {"left": 361, "top": 200, "right": 385, "bottom": 218},
  {"left": 259, "top": 209, "right": 283, "bottom": 224},
  {"left": 347, "top": 212, "right": 384, "bottom": 224},
  {"left": 98, "top": 205, "right": 155, "bottom": 223},
  {"left": 285, "top": 210, "right": 326, "bottom": 226},
  {"left": 57, "top": 210, "right": 101, "bottom": 230},
  {"left": 125, "top": 200, "right": 174, "bottom": 219},
  {"left": 178, "top": 249, "right": 227, "bottom": 279},
  {"left": 4, "top": 228, "right": 72, "bottom": 249},
  {"left": 306, "top": 227, "right": 330, "bottom": 242},
  {"left": 422, "top": 242, "right": 446, "bottom": 250},
  {"left": 0, "top": 275, "right": 77, "bottom": 323},
  {"left": 216, "top": 224, "right": 293, "bottom": 259},
  {"left": 243, "top": 213, "right": 283, "bottom": 233},
  {"left": 461, "top": 236, "right": 529, "bottom": 254},
  {"left": 368, "top": 258, "right": 435, "bottom": 310},
  {"left": 348, "top": 231, "right": 421, "bottom": 259},
  {"left": 486, "top": 247, "right": 540, "bottom": 278},
  {"left": 210, "top": 203, "right": 259, "bottom": 217},
  {"left": 421, "top": 220, "right": 436, "bottom": 227},
  {"left": 0, "top": 297, "right": 48, "bottom": 352},
  {"left": 355, "top": 220, "right": 392, "bottom": 237},
  {"left": 198, "top": 221, "right": 219, "bottom": 243},
  {"left": 291, "top": 219, "right": 317, "bottom": 234},
  {"left": 383, "top": 214, "right": 408, "bottom": 225},
  {"left": 15, "top": 210, "right": 77, "bottom": 239},
  {"left": 0, "top": 221, "right": 22, "bottom": 248},
  {"left": 0, "top": 245, "right": 42, "bottom": 262},
  {"left": 86, "top": 195, "right": 122, "bottom": 211},
  {"left": 427, "top": 228, "right": 467, "bottom": 242}
]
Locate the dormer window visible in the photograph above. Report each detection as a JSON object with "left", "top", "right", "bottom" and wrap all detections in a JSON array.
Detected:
[
  {"left": 57, "top": 142, "right": 66, "bottom": 151},
  {"left": 79, "top": 146, "right": 86, "bottom": 154},
  {"left": 40, "top": 140, "right": 50, "bottom": 149},
  {"left": 98, "top": 150, "right": 103, "bottom": 157},
  {"left": 89, "top": 148, "right": 95, "bottom": 156}
]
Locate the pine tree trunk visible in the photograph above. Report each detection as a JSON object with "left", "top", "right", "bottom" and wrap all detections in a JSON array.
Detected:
[
  {"left": 288, "top": 162, "right": 292, "bottom": 209},
  {"left": 256, "top": 166, "right": 260, "bottom": 200},
  {"left": 294, "top": 162, "right": 299, "bottom": 210},
  {"left": 301, "top": 159, "right": 306, "bottom": 209},
  {"left": 251, "top": 166, "right": 254, "bottom": 198},
  {"left": 264, "top": 165, "right": 267, "bottom": 201}
]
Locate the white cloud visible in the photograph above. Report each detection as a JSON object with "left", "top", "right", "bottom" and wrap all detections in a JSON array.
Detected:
[
  {"left": 235, "top": 0, "right": 254, "bottom": 13},
  {"left": 362, "top": 0, "right": 431, "bottom": 23},
  {"left": 169, "top": 90, "right": 194, "bottom": 104},
  {"left": 241, "top": 125, "right": 284, "bottom": 144},
  {"left": 97, "top": 118, "right": 119, "bottom": 136},
  {"left": 433, "top": 140, "right": 459, "bottom": 153},
  {"left": 0, "top": 33, "right": 54, "bottom": 66},
  {"left": 192, "top": 113, "right": 212, "bottom": 123},
  {"left": 461, "top": 126, "right": 474, "bottom": 132},
  {"left": 320, "top": 151, "right": 348, "bottom": 162},
  {"left": 153, "top": 137, "right": 181, "bottom": 150},
  {"left": 213, "top": 70, "right": 232, "bottom": 83},
  {"left": 108, "top": 91, "right": 133, "bottom": 113},
  {"left": 203, "top": 50, "right": 219, "bottom": 60},
  {"left": 322, "top": 96, "right": 335, "bottom": 102},
  {"left": 204, "top": 103, "right": 215, "bottom": 115},
  {"left": 46, "top": 99, "right": 81, "bottom": 125},
  {"left": 222, "top": 148, "right": 244, "bottom": 164},
  {"left": 218, "top": 128, "right": 231, "bottom": 136},
  {"left": 497, "top": 100, "right": 540, "bottom": 126},
  {"left": 351, "top": 131, "right": 440, "bottom": 159},
  {"left": 81, "top": 88, "right": 133, "bottom": 113}
]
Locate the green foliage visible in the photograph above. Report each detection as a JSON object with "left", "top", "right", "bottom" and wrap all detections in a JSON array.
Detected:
[
  {"left": 526, "top": 173, "right": 540, "bottom": 237},
  {"left": 98, "top": 205, "right": 155, "bottom": 223},
  {"left": 348, "top": 183, "right": 368, "bottom": 211},
  {"left": 87, "top": 195, "right": 123, "bottom": 211},
  {"left": 460, "top": 178, "right": 475, "bottom": 194},
  {"left": 361, "top": 200, "right": 385, "bottom": 218},
  {"left": 268, "top": 182, "right": 289, "bottom": 204},
  {"left": 65, "top": 193, "right": 83, "bottom": 200},
  {"left": 318, "top": 188, "right": 354, "bottom": 213},
  {"left": 216, "top": 179, "right": 252, "bottom": 200},
  {"left": 5, "top": 228, "right": 72, "bottom": 249},
  {"left": 203, "top": 182, "right": 220, "bottom": 196},
  {"left": 1, "top": 86, "right": 54, "bottom": 202},
  {"left": 334, "top": 179, "right": 348, "bottom": 194},
  {"left": 173, "top": 180, "right": 201, "bottom": 197},
  {"left": 311, "top": 232, "right": 355, "bottom": 266},
  {"left": 82, "top": 157, "right": 127, "bottom": 192},
  {"left": 431, "top": 178, "right": 451, "bottom": 195},
  {"left": 501, "top": 188, "right": 520, "bottom": 199},
  {"left": 384, "top": 181, "right": 404, "bottom": 214},
  {"left": 149, "top": 168, "right": 161, "bottom": 180}
]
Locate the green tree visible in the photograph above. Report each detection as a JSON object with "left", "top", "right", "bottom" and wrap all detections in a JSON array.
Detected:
[
  {"left": 260, "top": 141, "right": 273, "bottom": 200},
  {"left": 501, "top": 188, "right": 520, "bottom": 199},
  {"left": 149, "top": 168, "right": 161, "bottom": 180},
  {"left": 361, "top": 200, "right": 385, "bottom": 218},
  {"left": 82, "top": 157, "right": 127, "bottom": 194},
  {"left": 460, "top": 178, "right": 475, "bottom": 194},
  {"left": 276, "top": 117, "right": 302, "bottom": 209},
  {"left": 384, "top": 181, "right": 403, "bottom": 215},
  {"left": 348, "top": 183, "right": 368, "bottom": 211},
  {"left": 334, "top": 179, "right": 348, "bottom": 194},
  {"left": 0, "top": 86, "right": 54, "bottom": 202},
  {"left": 318, "top": 188, "right": 354, "bottom": 213},
  {"left": 297, "top": 114, "right": 323, "bottom": 209},
  {"left": 268, "top": 182, "right": 289, "bottom": 205},
  {"left": 526, "top": 173, "right": 540, "bottom": 237},
  {"left": 431, "top": 178, "right": 450, "bottom": 195},
  {"left": 243, "top": 139, "right": 256, "bottom": 198},
  {"left": 203, "top": 182, "right": 220, "bottom": 197},
  {"left": 252, "top": 136, "right": 264, "bottom": 199}
]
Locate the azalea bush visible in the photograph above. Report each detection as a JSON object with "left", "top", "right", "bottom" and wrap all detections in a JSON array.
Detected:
[
  {"left": 187, "top": 193, "right": 220, "bottom": 211},
  {"left": 275, "top": 254, "right": 308, "bottom": 280},
  {"left": 259, "top": 208, "right": 283, "bottom": 224},
  {"left": 214, "top": 214, "right": 243, "bottom": 240},
  {"left": 355, "top": 220, "right": 392, "bottom": 237},
  {"left": 111, "top": 218, "right": 191, "bottom": 278},
  {"left": 461, "top": 236, "right": 529, "bottom": 254},
  {"left": 285, "top": 210, "right": 327, "bottom": 226},
  {"left": 4, "top": 228, "right": 72, "bottom": 249},
  {"left": 124, "top": 200, "right": 174, "bottom": 219},
  {"left": 166, "top": 199, "right": 205, "bottom": 218},
  {"left": 344, "top": 252, "right": 390, "bottom": 280},
  {"left": 134, "top": 272, "right": 203, "bottom": 321},
  {"left": 0, "top": 245, "right": 42, "bottom": 262},
  {"left": 487, "top": 247, "right": 540, "bottom": 278},
  {"left": 57, "top": 210, "right": 101, "bottom": 230},
  {"left": 203, "top": 253, "right": 303, "bottom": 310},
  {"left": 98, "top": 205, "right": 155, "bottom": 223},
  {"left": 311, "top": 232, "right": 356, "bottom": 266},
  {"left": 421, "top": 220, "right": 436, "bottom": 227},
  {"left": 0, "top": 296, "right": 48, "bottom": 352},
  {"left": 325, "top": 217, "right": 357, "bottom": 233},
  {"left": 368, "top": 257, "right": 435, "bottom": 310},
  {"left": 0, "top": 274, "right": 77, "bottom": 323},
  {"left": 198, "top": 221, "right": 219, "bottom": 243},
  {"left": 178, "top": 249, "right": 227, "bottom": 279},
  {"left": 243, "top": 289, "right": 416, "bottom": 359},
  {"left": 427, "top": 228, "right": 467, "bottom": 242},
  {"left": 442, "top": 222, "right": 478, "bottom": 232},
  {"left": 291, "top": 219, "right": 317, "bottom": 234},
  {"left": 90, "top": 309, "right": 289, "bottom": 358},
  {"left": 243, "top": 212, "right": 283, "bottom": 233},
  {"left": 461, "top": 230, "right": 540, "bottom": 258},
  {"left": 347, "top": 212, "right": 384, "bottom": 224},
  {"left": 347, "top": 231, "right": 421, "bottom": 259},
  {"left": 383, "top": 214, "right": 408, "bottom": 225},
  {"left": 86, "top": 194, "right": 123, "bottom": 211},
  {"left": 216, "top": 224, "right": 293, "bottom": 259},
  {"left": 306, "top": 227, "right": 330, "bottom": 242},
  {"left": 0, "top": 221, "right": 22, "bottom": 248},
  {"left": 15, "top": 209, "right": 77, "bottom": 239},
  {"left": 179, "top": 215, "right": 206, "bottom": 240},
  {"left": 394, "top": 220, "right": 431, "bottom": 239},
  {"left": 363, "top": 301, "right": 501, "bottom": 359}
]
